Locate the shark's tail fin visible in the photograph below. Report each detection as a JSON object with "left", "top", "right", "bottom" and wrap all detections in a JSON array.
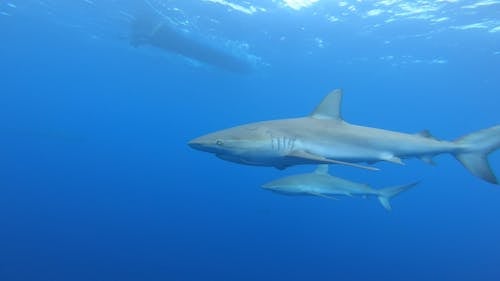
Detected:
[
  {"left": 377, "top": 182, "right": 419, "bottom": 211},
  {"left": 453, "top": 125, "right": 500, "bottom": 184}
]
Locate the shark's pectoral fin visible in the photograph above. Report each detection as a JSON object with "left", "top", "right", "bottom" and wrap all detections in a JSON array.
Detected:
[
  {"left": 287, "top": 150, "right": 326, "bottom": 162},
  {"left": 307, "top": 192, "right": 338, "bottom": 200},
  {"left": 287, "top": 150, "right": 379, "bottom": 171}
]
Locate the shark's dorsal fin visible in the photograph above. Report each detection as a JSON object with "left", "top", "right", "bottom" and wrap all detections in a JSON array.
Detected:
[
  {"left": 310, "top": 89, "right": 343, "bottom": 121},
  {"left": 314, "top": 164, "right": 329, "bottom": 175}
]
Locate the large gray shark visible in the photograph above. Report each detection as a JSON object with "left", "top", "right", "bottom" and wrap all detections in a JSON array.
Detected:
[
  {"left": 189, "top": 89, "right": 500, "bottom": 184},
  {"left": 262, "top": 165, "right": 419, "bottom": 211}
]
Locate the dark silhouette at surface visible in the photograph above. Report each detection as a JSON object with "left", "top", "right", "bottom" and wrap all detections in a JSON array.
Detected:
[{"left": 131, "top": 18, "right": 253, "bottom": 73}]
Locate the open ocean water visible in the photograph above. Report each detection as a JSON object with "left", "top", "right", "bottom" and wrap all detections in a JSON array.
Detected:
[{"left": 1, "top": 1, "right": 499, "bottom": 280}]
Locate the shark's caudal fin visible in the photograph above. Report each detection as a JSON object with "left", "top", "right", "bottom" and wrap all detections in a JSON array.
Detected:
[
  {"left": 454, "top": 125, "right": 500, "bottom": 184},
  {"left": 377, "top": 182, "right": 419, "bottom": 211}
]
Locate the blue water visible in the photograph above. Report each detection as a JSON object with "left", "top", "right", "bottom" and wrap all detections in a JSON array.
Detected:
[{"left": 1, "top": 1, "right": 500, "bottom": 280}]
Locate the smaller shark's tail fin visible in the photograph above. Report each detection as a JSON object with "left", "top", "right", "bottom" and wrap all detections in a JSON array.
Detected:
[
  {"left": 377, "top": 181, "right": 419, "bottom": 211},
  {"left": 454, "top": 125, "right": 500, "bottom": 184}
]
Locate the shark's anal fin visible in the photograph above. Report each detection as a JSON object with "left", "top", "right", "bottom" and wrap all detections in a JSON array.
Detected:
[
  {"left": 307, "top": 192, "right": 338, "bottom": 200},
  {"left": 287, "top": 150, "right": 379, "bottom": 171}
]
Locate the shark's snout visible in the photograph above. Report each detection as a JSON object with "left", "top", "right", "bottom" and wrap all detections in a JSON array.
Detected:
[
  {"left": 261, "top": 182, "right": 278, "bottom": 190},
  {"left": 188, "top": 135, "right": 221, "bottom": 153},
  {"left": 261, "top": 183, "right": 272, "bottom": 189},
  {"left": 188, "top": 137, "right": 208, "bottom": 151}
]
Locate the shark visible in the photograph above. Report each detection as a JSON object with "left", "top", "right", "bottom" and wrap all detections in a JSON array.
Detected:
[
  {"left": 262, "top": 165, "right": 419, "bottom": 211},
  {"left": 188, "top": 89, "right": 500, "bottom": 184}
]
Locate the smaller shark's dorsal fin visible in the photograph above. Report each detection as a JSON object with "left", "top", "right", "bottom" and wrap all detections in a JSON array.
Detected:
[
  {"left": 314, "top": 164, "right": 329, "bottom": 175},
  {"left": 310, "top": 89, "right": 343, "bottom": 120}
]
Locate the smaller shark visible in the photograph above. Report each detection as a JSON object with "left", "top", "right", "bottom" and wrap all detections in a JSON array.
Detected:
[{"left": 262, "top": 165, "right": 419, "bottom": 211}]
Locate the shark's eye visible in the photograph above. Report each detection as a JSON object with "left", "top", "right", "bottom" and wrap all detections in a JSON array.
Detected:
[{"left": 215, "top": 139, "right": 224, "bottom": 146}]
